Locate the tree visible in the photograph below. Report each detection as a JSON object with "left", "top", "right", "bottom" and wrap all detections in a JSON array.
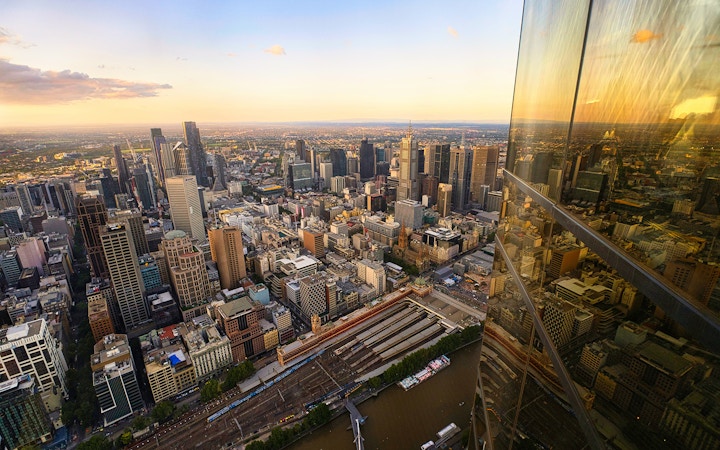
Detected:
[
  {"left": 200, "top": 379, "right": 221, "bottom": 402},
  {"left": 245, "top": 441, "right": 267, "bottom": 450},
  {"left": 77, "top": 435, "right": 112, "bottom": 450},
  {"left": 119, "top": 430, "right": 133, "bottom": 446},
  {"left": 132, "top": 415, "right": 150, "bottom": 431},
  {"left": 151, "top": 400, "right": 175, "bottom": 423}
]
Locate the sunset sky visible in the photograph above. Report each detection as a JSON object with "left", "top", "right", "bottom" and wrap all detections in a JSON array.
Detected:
[{"left": 0, "top": 0, "right": 523, "bottom": 127}]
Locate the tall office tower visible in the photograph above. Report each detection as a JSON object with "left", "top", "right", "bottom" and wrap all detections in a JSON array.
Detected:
[
  {"left": 359, "top": 138, "right": 375, "bottom": 180},
  {"left": 319, "top": 162, "right": 333, "bottom": 189},
  {"left": 110, "top": 209, "right": 149, "bottom": 258},
  {"left": 212, "top": 153, "right": 227, "bottom": 190},
  {"left": 1, "top": 250, "right": 22, "bottom": 288},
  {"left": 449, "top": 144, "right": 473, "bottom": 211},
  {"left": 76, "top": 195, "right": 109, "bottom": 279},
  {"left": 131, "top": 165, "right": 154, "bottom": 211},
  {"left": 0, "top": 206, "right": 23, "bottom": 233},
  {"left": 0, "top": 375, "right": 53, "bottom": 449},
  {"left": 150, "top": 128, "right": 166, "bottom": 185},
  {"left": 397, "top": 125, "right": 419, "bottom": 202},
  {"left": 422, "top": 176, "right": 439, "bottom": 206},
  {"left": 171, "top": 142, "right": 191, "bottom": 176},
  {"left": 113, "top": 144, "right": 130, "bottom": 194},
  {"left": 330, "top": 176, "right": 346, "bottom": 194},
  {"left": 14, "top": 183, "right": 33, "bottom": 216},
  {"left": 165, "top": 176, "right": 205, "bottom": 240},
  {"left": 309, "top": 148, "right": 318, "bottom": 177},
  {"left": 159, "top": 140, "right": 176, "bottom": 180},
  {"left": 290, "top": 163, "right": 313, "bottom": 191},
  {"left": 296, "top": 139, "right": 307, "bottom": 163},
  {"left": 98, "top": 171, "right": 119, "bottom": 209},
  {"left": 376, "top": 147, "right": 386, "bottom": 163},
  {"left": 425, "top": 144, "right": 451, "bottom": 184},
  {"left": 470, "top": 145, "right": 499, "bottom": 204},
  {"left": 330, "top": 148, "right": 348, "bottom": 177},
  {"left": 485, "top": 145, "right": 499, "bottom": 190},
  {"left": 0, "top": 320, "right": 69, "bottom": 409},
  {"left": 472, "top": 2, "right": 720, "bottom": 450},
  {"left": 91, "top": 334, "right": 144, "bottom": 426},
  {"left": 208, "top": 226, "right": 247, "bottom": 290},
  {"left": 436, "top": 183, "right": 452, "bottom": 217},
  {"left": 169, "top": 242, "right": 212, "bottom": 321},
  {"left": 100, "top": 223, "right": 148, "bottom": 331},
  {"left": 182, "top": 121, "right": 209, "bottom": 187},
  {"left": 346, "top": 156, "right": 359, "bottom": 175}
]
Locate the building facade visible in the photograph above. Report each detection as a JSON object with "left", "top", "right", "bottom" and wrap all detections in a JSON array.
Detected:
[
  {"left": 166, "top": 176, "right": 205, "bottom": 240},
  {"left": 208, "top": 226, "right": 247, "bottom": 290},
  {"left": 397, "top": 126, "right": 419, "bottom": 202},
  {"left": 471, "top": 2, "right": 720, "bottom": 450}
]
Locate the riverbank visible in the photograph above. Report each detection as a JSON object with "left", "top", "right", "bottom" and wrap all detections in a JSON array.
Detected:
[{"left": 289, "top": 339, "right": 483, "bottom": 450}]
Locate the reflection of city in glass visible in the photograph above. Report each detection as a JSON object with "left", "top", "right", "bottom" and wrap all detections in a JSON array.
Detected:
[{"left": 472, "top": 1, "right": 720, "bottom": 450}]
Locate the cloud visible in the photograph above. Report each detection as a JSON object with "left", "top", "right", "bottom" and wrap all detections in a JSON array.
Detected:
[
  {"left": 0, "top": 59, "right": 172, "bottom": 104},
  {"left": 631, "top": 29, "right": 662, "bottom": 43},
  {"left": 447, "top": 26, "right": 459, "bottom": 38},
  {"left": 0, "top": 26, "right": 34, "bottom": 48},
  {"left": 176, "top": 56, "right": 188, "bottom": 61},
  {"left": 264, "top": 44, "right": 286, "bottom": 56},
  {"left": 227, "top": 52, "right": 238, "bottom": 57}
]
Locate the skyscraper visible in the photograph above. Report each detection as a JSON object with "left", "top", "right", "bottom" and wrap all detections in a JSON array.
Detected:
[
  {"left": 166, "top": 175, "right": 205, "bottom": 240},
  {"left": 208, "top": 226, "right": 247, "bottom": 290},
  {"left": 182, "top": 121, "right": 209, "bottom": 187},
  {"left": 101, "top": 223, "right": 149, "bottom": 331},
  {"left": 296, "top": 139, "right": 307, "bottom": 163},
  {"left": 76, "top": 194, "right": 109, "bottom": 279},
  {"left": 113, "top": 144, "right": 130, "bottom": 194},
  {"left": 330, "top": 148, "right": 347, "bottom": 177},
  {"left": 449, "top": 144, "right": 473, "bottom": 211},
  {"left": 150, "top": 128, "right": 167, "bottom": 185},
  {"left": 424, "top": 143, "right": 451, "bottom": 184},
  {"left": 359, "top": 138, "right": 375, "bottom": 180},
  {"left": 472, "top": 2, "right": 720, "bottom": 449},
  {"left": 397, "top": 125, "right": 419, "bottom": 202},
  {"left": 162, "top": 230, "right": 212, "bottom": 320}
]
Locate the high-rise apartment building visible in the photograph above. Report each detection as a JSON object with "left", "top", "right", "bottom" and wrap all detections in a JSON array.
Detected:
[
  {"left": 100, "top": 223, "right": 149, "bottom": 331},
  {"left": 319, "top": 162, "right": 333, "bottom": 190},
  {"left": 397, "top": 126, "right": 419, "bottom": 202},
  {"left": 76, "top": 195, "right": 109, "bottom": 279},
  {"left": 91, "top": 334, "right": 144, "bottom": 426},
  {"left": 208, "top": 226, "right": 247, "bottom": 290},
  {"left": 109, "top": 209, "right": 149, "bottom": 257},
  {"left": 472, "top": 2, "right": 720, "bottom": 450},
  {"left": 166, "top": 175, "right": 205, "bottom": 240},
  {"left": 182, "top": 121, "right": 209, "bottom": 187}
]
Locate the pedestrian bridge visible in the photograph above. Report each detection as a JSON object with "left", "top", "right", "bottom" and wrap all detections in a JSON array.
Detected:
[{"left": 345, "top": 399, "right": 366, "bottom": 450}]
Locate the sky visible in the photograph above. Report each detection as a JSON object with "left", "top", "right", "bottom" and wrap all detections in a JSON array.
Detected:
[{"left": 0, "top": 0, "right": 523, "bottom": 127}]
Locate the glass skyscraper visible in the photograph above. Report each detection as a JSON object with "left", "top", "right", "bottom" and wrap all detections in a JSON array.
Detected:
[{"left": 472, "top": 1, "right": 720, "bottom": 449}]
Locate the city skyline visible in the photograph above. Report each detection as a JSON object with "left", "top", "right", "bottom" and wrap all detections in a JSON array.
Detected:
[{"left": 0, "top": 0, "right": 522, "bottom": 127}]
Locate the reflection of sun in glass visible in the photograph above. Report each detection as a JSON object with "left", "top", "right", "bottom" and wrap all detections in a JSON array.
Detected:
[
  {"left": 670, "top": 95, "right": 717, "bottom": 119},
  {"left": 631, "top": 29, "right": 662, "bottom": 43}
]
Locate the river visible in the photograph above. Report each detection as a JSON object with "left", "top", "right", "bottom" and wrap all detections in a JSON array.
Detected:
[{"left": 289, "top": 340, "right": 482, "bottom": 450}]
